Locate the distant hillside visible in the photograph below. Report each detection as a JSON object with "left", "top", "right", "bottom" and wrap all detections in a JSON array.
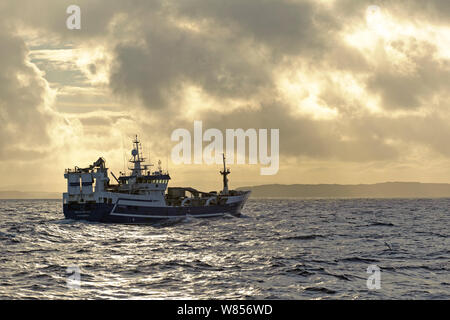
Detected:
[
  {"left": 0, "top": 191, "right": 60, "bottom": 199},
  {"left": 237, "top": 182, "right": 450, "bottom": 198},
  {"left": 4, "top": 182, "right": 450, "bottom": 199}
]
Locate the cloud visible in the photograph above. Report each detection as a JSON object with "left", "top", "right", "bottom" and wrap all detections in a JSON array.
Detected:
[
  {"left": 0, "top": 28, "right": 56, "bottom": 160},
  {"left": 364, "top": 36, "right": 450, "bottom": 110},
  {"left": 74, "top": 0, "right": 450, "bottom": 164},
  {"left": 109, "top": 13, "right": 273, "bottom": 110},
  {"left": 175, "top": 0, "right": 338, "bottom": 56},
  {"left": 1, "top": 0, "right": 450, "bottom": 188}
]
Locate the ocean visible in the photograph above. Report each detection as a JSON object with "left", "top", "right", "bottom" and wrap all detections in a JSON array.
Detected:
[{"left": 0, "top": 198, "right": 449, "bottom": 299}]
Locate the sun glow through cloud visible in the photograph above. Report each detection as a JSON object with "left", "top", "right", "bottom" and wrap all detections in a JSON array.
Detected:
[{"left": 1, "top": 0, "right": 450, "bottom": 192}]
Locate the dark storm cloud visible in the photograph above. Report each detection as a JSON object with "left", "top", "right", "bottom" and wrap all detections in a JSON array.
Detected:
[
  {"left": 110, "top": 19, "right": 273, "bottom": 110},
  {"left": 106, "top": 0, "right": 346, "bottom": 111},
  {"left": 175, "top": 0, "right": 338, "bottom": 56}
]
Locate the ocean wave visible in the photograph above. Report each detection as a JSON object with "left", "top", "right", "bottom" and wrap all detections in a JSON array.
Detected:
[
  {"left": 338, "top": 257, "right": 379, "bottom": 263},
  {"left": 368, "top": 222, "right": 395, "bottom": 227},
  {"left": 1, "top": 198, "right": 448, "bottom": 299},
  {"left": 304, "top": 287, "right": 336, "bottom": 294},
  {"left": 282, "top": 234, "right": 326, "bottom": 240}
]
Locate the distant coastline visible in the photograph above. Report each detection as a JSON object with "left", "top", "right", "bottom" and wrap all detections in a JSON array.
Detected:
[
  {"left": 3, "top": 182, "right": 450, "bottom": 199},
  {"left": 0, "top": 191, "right": 60, "bottom": 200},
  {"left": 237, "top": 182, "right": 450, "bottom": 198}
]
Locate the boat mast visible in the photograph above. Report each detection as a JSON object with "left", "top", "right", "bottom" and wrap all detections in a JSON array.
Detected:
[
  {"left": 220, "top": 153, "right": 230, "bottom": 195},
  {"left": 129, "top": 135, "right": 146, "bottom": 177}
]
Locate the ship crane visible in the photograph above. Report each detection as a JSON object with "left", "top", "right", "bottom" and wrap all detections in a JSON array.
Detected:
[
  {"left": 73, "top": 157, "right": 106, "bottom": 173},
  {"left": 90, "top": 157, "right": 106, "bottom": 170}
]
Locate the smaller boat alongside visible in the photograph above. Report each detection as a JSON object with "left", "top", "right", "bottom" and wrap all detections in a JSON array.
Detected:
[{"left": 63, "top": 136, "right": 250, "bottom": 223}]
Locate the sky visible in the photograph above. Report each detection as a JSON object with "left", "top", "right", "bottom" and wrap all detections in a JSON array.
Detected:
[{"left": 1, "top": 0, "right": 450, "bottom": 192}]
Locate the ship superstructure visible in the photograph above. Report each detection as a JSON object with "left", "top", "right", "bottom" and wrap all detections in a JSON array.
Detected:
[{"left": 63, "top": 136, "right": 250, "bottom": 223}]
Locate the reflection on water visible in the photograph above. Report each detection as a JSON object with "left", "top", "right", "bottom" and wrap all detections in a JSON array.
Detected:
[{"left": 0, "top": 198, "right": 449, "bottom": 299}]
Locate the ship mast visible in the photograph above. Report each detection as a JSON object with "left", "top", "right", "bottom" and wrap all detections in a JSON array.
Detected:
[
  {"left": 220, "top": 153, "right": 230, "bottom": 195},
  {"left": 129, "top": 135, "right": 147, "bottom": 176}
]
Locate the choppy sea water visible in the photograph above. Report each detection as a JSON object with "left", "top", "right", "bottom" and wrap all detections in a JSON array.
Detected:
[{"left": 0, "top": 198, "right": 449, "bottom": 299}]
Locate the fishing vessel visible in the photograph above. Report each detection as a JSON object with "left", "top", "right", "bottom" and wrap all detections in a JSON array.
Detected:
[{"left": 63, "top": 136, "right": 250, "bottom": 223}]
